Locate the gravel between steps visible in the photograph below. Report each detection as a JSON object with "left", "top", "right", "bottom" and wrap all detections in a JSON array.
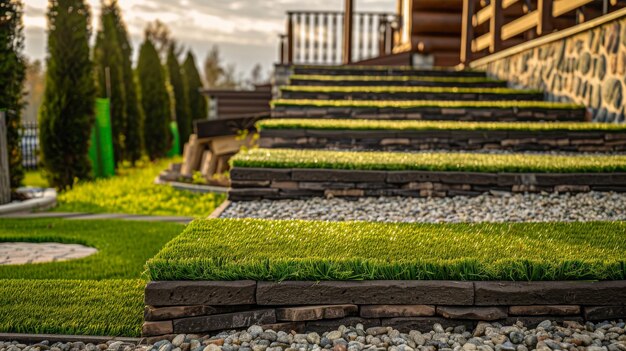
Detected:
[
  {"left": 220, "top": 192, "right": 626, "bottom": 223},
  {"left": 2, "top": 320, "right": 626, "bottom": 351}
]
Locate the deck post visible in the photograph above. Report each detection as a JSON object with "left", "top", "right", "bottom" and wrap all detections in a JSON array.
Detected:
[
  {"left": 0, "top": 111, "right": 11, "bottom": 205},
  {"left": 490, "top": 0, "right": 503, "bottom": 53},
  {"left": 537, "top": 0, "right": 554, "bottom": 35},
  {"left": 343, "top": 0, "right": 354, "bottom": 64},
  {"left": 461, "top": 0, "right": 476, "bottom": 65},
  {"left": 287, "top": 13, "right": 294, "bottom": 64}
]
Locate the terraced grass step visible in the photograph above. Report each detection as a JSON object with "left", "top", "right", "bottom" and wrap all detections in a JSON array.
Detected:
[
  {"left": 271, "top": 99, "right": 588, "bottom": 122},
  {"left": 229, "top": 148, "right": 626, "bottom": 200},
  {"left": 289, "top": 74, "right": 508, "bottom": 88},
  {"left": 257, "top": 119, "right": 626, "bottom": 153},
  {"left": 292, "top": 65, "right": 487, "bottom": 78},
  {"left": 146, "top": 218, "right": 626, "bottom": 281},
  {"left": 279, "top": 85, "right": 544, "bottom": 102}
]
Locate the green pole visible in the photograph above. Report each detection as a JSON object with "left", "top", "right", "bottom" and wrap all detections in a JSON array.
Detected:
[
  {"left": 89, "top": 99, "right": 115, "bottom": 178},
  {"left": 167, "top": 121, "right": 180, "bottom": 157}
]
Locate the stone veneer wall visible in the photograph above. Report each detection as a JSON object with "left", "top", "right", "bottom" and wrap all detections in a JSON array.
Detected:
[
  {"left": 142, "top": 281, "right": 626, "bottom": 338},
  {"left": 472, "top": 12, "right": 626, "bottom": 123}
]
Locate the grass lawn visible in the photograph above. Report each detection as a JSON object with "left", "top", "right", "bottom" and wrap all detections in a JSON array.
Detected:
[
  {"left": 257, "top": 118, "right": 626, "bottom": 132},
  {"left": 231, "top": 148, "right": 626, "bottom": 173},
  {"left": 271, "top": 99, "right": 583, "bottom": 109},
  {"left": 147, "top": 219, "right": 626, "bottom": 281},
  {"left": 0, "top": 218, "right": 182, "bottom": 336},
  {"left": 53, "top": 158, "right": 226, "bottom": 217}
]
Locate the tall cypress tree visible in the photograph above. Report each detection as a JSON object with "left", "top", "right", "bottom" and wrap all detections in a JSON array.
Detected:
[
  {"left": 182, "top": 51, "right": 207, "bottom": 122},
  {"left": 39, "top": 0, "right": 95, "bottom": 190},
  {"left": 109, "top": 0, "right": 142, "bottom": 164},
  {"left": 136, "top": 37, "right": 170, "bottom": 160},
  {"left": 0, "top": 0, "right": 26, "bottom": 189},
  {"left": 166, "top": 45, "right": 190, "bottom": 150},
  {"left": 94, "top": 1, "right": 126, "bottom": 166}
]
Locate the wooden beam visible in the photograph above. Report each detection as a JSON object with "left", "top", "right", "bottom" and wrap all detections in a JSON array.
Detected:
[
  {"left": 342, "top": 0, "right": 354, "bottom": 64},
  {"left": 286, "top": 14, "right": 294, "bottom": 64},
  {"left": 553, "top": 0, "right": 595, "bottom": 17},
  {"left": 473, "top": 32, "right": 492, "bottom": 51},
  {"left": 473, "top": 4, "right": 491, "bottom": 26},
  {"left": 538, "top": 0, "right": 554, "bottom": 35},
  {"left": 490, "top": 0, "right": 503, "bottom": 52},
  {"left": 461, "top": 0, "right": 476, "bottom": 64},
  {"left": 503, "top": 0, "right": 521, "bottom": 9},
  {"left": 502, "top": 11, "right": 539, "bottom": 40}
]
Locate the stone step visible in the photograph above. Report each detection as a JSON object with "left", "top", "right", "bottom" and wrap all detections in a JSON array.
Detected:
[
  {"left": 292, "top": 65, "right": 487, "bottom": 78},
  {"left": 279, "top": 88, "right": 544, "bottom": 102},
  {"left": 289, "top": 76, "right": 508, "bottom": 88},
  {"left": 271, "top": 100, "right": 588, "bottom": 122}
]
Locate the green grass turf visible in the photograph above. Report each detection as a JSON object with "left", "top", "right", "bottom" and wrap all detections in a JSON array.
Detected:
[
  {"left": 271, "top": 99, "right": 583, "bottom": 109},
  {"left": 257, "top": 118, "right": 626, "bottom": 132},
  {"left": 0, "top": 279, "right": 144, "bottom": 336},
  {"left": 147, "top": 219, "right": 626, "bottom": 281},
  {"left": 280, "top": 85, "right": 541, "bottom": 95},
  {"left": 0, "top": 219, "right": 180, "bottom": 336},
  {"left": 55, "top": 158, "right": 226, "bottom": 217},
  {"left": 0, "top": 218, "right": 181, "bottom": 279},
  {"left": 231, "top": 148, "right": 626, "bottom": 173},
  {"left": 289, "top": 74, "right": 500, "bottom": 83}
]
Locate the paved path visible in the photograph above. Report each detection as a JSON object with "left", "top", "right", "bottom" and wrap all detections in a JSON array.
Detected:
[
  {"left": 0, "top": 242, "right": 97, "bottom": 265},
  {"left": 0, "top": 212, "right": 194, "bottom": 224}
]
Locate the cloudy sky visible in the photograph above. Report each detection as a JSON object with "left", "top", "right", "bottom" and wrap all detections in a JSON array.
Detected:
[{"left": 23, "top": 0, "right": 393, "bottom": 78}]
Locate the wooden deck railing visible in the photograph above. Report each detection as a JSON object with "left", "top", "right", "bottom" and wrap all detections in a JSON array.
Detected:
[
  {"left": 279, "top": 10, "right": 399, "bottom": 65},
  {"left": 461, "top": 0, "right": 625, "bottom": 65}
]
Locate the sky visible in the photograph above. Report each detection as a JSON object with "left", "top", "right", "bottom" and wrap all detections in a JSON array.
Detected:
[{"left": 23, "top": 0, "right": 394, "bottom": 78}]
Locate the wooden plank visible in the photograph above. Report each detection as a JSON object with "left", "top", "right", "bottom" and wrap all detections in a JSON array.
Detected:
[
  {"left": 553, "top": 0, "right": 595, "bottom": 17},
  {"left": 0, "top": 111, "right": 11, "bottom": 205},
  {"left": 490, "top": 0, "right": 504, "bottom": 52},
  {"left": 502, "top": 11, "right": 539, "bottom": 40},
  {"left": 343, "top": 0, "right": 353, "bottom": 64},
  {"left": 503, "top": 0, "right": 521, "bottom": 9},
  {"left": 181, "top": 134, "right": 204, "bottom": 177},
  {"left": 200, "top": 150, "right": 217, "bottom": 179},
  {"left": 473, "top": 3, "right": 492, "bottom": 26},
  {"left": 472, "top": 32, "right": 492, "bottom": 51},
  {"left": 461, "top": 0, "right": 476, "bottom": 64}
]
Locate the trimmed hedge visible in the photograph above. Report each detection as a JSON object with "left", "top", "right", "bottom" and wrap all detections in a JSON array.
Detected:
[
  {"left": 280, "top": 85, "right": 541, "bottom": 95},
  {"left": 257, "top": 118, "right": 626, "bottom": 132},
  {"left": 0, "top": 218, "right": 181, "bottom": 279},
  {"left": 289, "top": 74, "right": 501, "bottom": 83},
  {"left": 0, "top": 279, "right": 144, "bottom": 336},
  {"left": 147, "top": 219, "right": 626, "bottom": 281},
  {"left": 231, "top": 148, "right": 626, "bottom": 173},
  {"left": 270, "top": 99, "right": 584, "bottom": 109}
]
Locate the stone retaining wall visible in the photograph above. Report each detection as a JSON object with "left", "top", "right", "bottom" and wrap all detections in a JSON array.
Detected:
[
  {"left": 279, "top": 91, "right": 544, "bottom": 102},
  {"left": 142, "top": 280, "right": 626, "bottom": 337},
  {"left": 258, "top": 129, "right": 626, "bottom": 153},
  {"left": 271, "top": 106, "right": 588, "bottom": 122},
  {"left": 228, "top": 168, "right": 626, "bottom": 201}
]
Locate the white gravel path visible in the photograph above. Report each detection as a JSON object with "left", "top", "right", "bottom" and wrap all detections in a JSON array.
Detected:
[{"left": 220, "top": 192, "right": 626, "bottom": 223}]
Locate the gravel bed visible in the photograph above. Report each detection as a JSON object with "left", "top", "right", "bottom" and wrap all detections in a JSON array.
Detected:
[
  {"left": 220, "top": 192, "right": 626, "bottom": 223},
  {"left": 2, "top": 320, "right": 626, "bottom": 351}
]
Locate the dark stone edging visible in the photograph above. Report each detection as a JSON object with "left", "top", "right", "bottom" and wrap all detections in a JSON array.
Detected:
[
  {"left": 280, "top": 91, "right": 545, "bottom": 102},
  {"left": 288, "top": 79, "right": 508, "bottom": 88},
  {"left": 228, "top": 167, "right": 626, "bottom": 200},
  {"left": 258, "top": 128, "right": 626, "bottom": 153},
  {"left": 291, "top": 67, "right": 487, "bottom": 77},
  {"left": 271, "top": 106, "right": 588, "bottom": 122},
  {"left": 142, "top": 280, "right": 626, "bottom": 337},
  {"left": 0, "top": 333, "right": 142, "bottom": 345}
]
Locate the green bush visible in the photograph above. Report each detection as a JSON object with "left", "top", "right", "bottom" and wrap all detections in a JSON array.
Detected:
[
  {"left": 257, "top": 118, "right": 626, "bottom": 132},
  {"left": 147, "top": 219, "right": 626, "bottom": 281},
  {"left": 0, "top": 218, "right": 181, "bottom": 279},
  {"left": 271, "top": 99, "right": 583, "bottom": 109},
  {"left": 280, "top": 85, "right": 541, "bottom": 95},
  {"left": 0, "top": 279, "right": 143, "bottom": 336},
  {"left": 231, "top": 148, "right": 626, "bottom": 173},
  {"left": 182, "top": 51, "right": 208, "bottom": 121},
  {"left": 289, "top": 74, "right": 501, "bottom": 83},
  {"left": 55, "top": 158, "right": 226, "bottom": 217},
  {"left": 167, "top": 45, "right": 191, "bottom": 151}
]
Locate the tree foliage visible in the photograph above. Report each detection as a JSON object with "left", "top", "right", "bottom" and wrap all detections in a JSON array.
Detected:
[
  {"left": 39, "top": 0, "right": 95, "bottom": 190},
  {"left": 182, "top": 51, "right": 207, "bottom": 121},
  {"left": 0, "top": 0, "right": 26, "bottom": 189},
  {"left": 166, "top": 45, "right": 190, "bottom": 150},
  {"left": 203, "top": 45, "right": 238, "bottom": 88},
  {"left": 136, "top": 37, "right": 171, "bottom": 160},
  {"left": 94, "top": 1, "right": 126, "bottom": 167}
]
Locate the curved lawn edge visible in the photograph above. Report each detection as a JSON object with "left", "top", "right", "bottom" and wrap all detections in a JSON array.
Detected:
[{"left": 146, "top": 219, "right": 626, "bottom": 281}]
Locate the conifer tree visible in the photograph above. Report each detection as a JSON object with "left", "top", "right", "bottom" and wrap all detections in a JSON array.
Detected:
[
  {"left": 136, "top": 37, "right": 171, "bottom": 160},
  {"left": 182, "top": 51, "right": 207, "bottom": 121},
  {"left": 94, "top": 2, "right": 126, "bottom": 166},
  {"left": 108, "top": 0, "right": 143, "bottom": 164},
  {"left": 166, "top": 45, "right": 190, "bottom": 150},
  {"left": 39, "top": 0, "right": 95, "bottom": 190},
  {"left": 0, "top": 0, "right": 26, "bottom": 189}
]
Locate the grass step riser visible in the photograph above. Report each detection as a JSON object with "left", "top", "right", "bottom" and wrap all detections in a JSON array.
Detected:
[
  {"left": 289, "top": 79, "right": 509, "bottom": 88},
  {"left": 272, "top": 106, "right": 587, "bottom": 123},
  {"left": 258, "top": 129, "right": 626, "bottom": 153},
  {"left": 292, "top": 67, "right": 487, "bottom": 78},
  {"left": 280, "top": 90, "right": 545, "bottom": 102}
]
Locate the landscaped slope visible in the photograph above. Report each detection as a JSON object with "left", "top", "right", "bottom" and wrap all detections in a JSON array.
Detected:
[
  {"left": 147, "top": 218, "right": 626, "bottom": 281},
  {"left": 231, "top": 148, "right": 626, "bottom": 173}
]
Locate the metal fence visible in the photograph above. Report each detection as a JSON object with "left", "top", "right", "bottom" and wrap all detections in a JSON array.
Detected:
[{"left": 21, "top": 122, "right": 39, "bottom": 170}]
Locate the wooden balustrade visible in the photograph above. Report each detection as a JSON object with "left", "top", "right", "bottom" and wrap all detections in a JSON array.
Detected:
[
  {"left": 461, "top": 0, "right": 625, "bottom": 65},
  {"left": 280, "top": 11, "right": 399, "bottom": 65}
]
